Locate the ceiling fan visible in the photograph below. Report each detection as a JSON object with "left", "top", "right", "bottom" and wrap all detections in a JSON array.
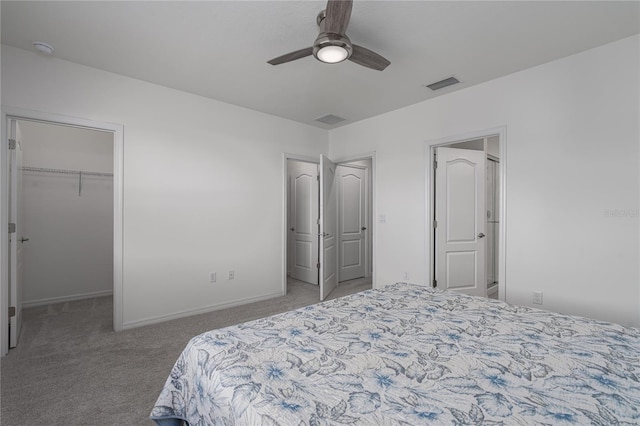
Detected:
[{"left": 267, "top": 0, "right": 390, "bottom": 71}]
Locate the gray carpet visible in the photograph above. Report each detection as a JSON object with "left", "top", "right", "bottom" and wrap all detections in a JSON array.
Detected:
[{"left": 0, "top": 278, "right": 371, "bottom": 425}]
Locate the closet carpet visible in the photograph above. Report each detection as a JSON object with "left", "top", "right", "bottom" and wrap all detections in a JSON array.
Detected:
[{"left": 0, "top": 278, "right": 371, "bottom": 426}]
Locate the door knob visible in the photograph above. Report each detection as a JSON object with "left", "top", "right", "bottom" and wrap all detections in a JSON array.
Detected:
[
  {"left": 290, "top": 227, "right": 294, "bottom": 231},
  {"left": 361, "top": 227, "right": 367, "bottom": 231},
  {"left": 478, "top": 233, "right": 485, "bottom": 239},
  {"left": 20, "top": 237, "right": 29, "bottom": 243}
]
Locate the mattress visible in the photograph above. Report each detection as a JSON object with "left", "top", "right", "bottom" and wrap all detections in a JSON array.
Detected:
[{"left": 150, "top": 283, "right": 640, "bottom": 425}]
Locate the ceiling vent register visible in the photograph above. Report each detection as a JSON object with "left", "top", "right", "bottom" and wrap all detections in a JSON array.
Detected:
[
  {"left": 315, "top": 114, "right": 347, "bottom": 125},
  {"left": 426, "top": 77, "right": 460, "bottom": 91}
]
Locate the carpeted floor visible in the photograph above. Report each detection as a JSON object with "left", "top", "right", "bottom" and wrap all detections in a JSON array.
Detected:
[{"left": 0, "top": 277, "right": 371, "bottom": 425}]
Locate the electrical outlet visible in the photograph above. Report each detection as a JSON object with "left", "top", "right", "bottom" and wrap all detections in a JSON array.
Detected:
[
  {"left": 229, "top": 270, "right": 235, "bottom": 280},
  {"left": 532, "top": 291, "right": 543, "bottom": 305},
  {"left": 209, "top": 272, "right": 217, "bottom": 283}
]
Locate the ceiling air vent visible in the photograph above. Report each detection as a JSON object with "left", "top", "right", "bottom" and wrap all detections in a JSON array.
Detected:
[
  {"left": 315, "top": 114, "right": 346, "bottom": 125},
  {"left": 426, "top": 76, "right": 460, "bottom": 91}
]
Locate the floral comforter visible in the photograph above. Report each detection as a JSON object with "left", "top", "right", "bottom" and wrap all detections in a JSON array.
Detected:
[{"left": 150, "top": 283, "right": 640, "bottom": 425}]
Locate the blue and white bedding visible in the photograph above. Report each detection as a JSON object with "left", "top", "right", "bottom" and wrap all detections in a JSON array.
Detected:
[{"left": 151, "top": 283, "right": 640, "bottom": 425}]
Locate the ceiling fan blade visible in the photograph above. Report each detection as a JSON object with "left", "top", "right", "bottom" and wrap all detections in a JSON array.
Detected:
[
  {"left": 349, "top": 44, "right": 390, "bottom": 71},
  {"left": 267, "top": 47, "right": 313, "bottom": 65},
  {"left": 324, "top": 0, "right": 352, "bottom": 35}
]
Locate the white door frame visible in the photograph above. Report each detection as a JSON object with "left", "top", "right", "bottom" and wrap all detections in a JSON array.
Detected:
[
  {"left": 282, "top": 152, "right": 377, "bottom": 294},
  {"left": 1, "top": 107, "right": 124, "bottom": 357},
  {"left": 425, "top": 128, "right": 507, "bottom": 301}
]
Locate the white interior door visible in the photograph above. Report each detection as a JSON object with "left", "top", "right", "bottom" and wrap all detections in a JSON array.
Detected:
[
  {"left": 337, "top": 165, "right": 366, "bottom": 282},
  {"left": 288, "top": 161, "right": 319, "bottom": 285},
  {"left": 319, "top": 155, "right": 337, "bottom": 300},
  {"left": 435, "top": 147, "right": 486, "bottom": 297},
  {"left": 9, "top": 120, "right": 25, "bottom": 348}
]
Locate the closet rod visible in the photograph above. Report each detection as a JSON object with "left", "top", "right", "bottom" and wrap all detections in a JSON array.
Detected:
[{"left": 20, "top": 166, "right": 113, "bottom": 178}]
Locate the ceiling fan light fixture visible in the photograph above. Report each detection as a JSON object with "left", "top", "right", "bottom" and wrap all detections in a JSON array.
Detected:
[
  {"left": 316, "top": 45, "right": 349, "bottom": 63},
  {"left": 313, "top": 33, "right": 352, "bottom": 64}
]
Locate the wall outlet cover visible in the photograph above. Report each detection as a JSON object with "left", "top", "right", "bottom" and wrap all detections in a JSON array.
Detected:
[{"left": 532, "top": 291, "right": 543, "bottom": 305}]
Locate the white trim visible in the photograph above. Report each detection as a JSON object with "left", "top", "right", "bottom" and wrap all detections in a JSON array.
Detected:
[
  {"left": 123, "top": 291, "right": 283, "bottom": 330},
  {"left": 1, "top": 107, "right": 124, "bottom": 356},
  {"left": 424, "top": 127, "right": 507, "bottom": 301},
  {"left": 22, "top": 290, "right": 114, "bottom": 309}
]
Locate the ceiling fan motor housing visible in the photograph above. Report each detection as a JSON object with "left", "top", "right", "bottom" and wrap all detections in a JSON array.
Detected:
[
  {"left": 312, "top": 9, "right": 353, "bottom": 63},
  {"left": 313, "top": 33, "right": 353, "bottom": 62}
]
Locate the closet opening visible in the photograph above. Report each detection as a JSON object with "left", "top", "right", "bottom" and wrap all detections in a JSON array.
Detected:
[{"left": 2, "top": 109, "right": 123, "bottom": 356}]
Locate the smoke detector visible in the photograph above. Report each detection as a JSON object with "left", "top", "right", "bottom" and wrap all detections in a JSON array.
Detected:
[{"left": 33, "top": 42, "right": 54, "bottom": 55}]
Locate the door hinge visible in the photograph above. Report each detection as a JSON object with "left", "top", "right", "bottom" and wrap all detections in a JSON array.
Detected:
[
  {"left": 433, "top": 220, "right": 438, "bottom": 229},
  {"left": 432, "top": 279, "right": 437, "bottom": 288},
  {"left": 317, "top": 262, "right": 320, "bottom": 269},
  {"left": 433, "top": 159, "right": 437, "bottom": 169},
  {"left": 8, "top": 139, "right": 16, "bottom": 150},
  {"left": 8, "top": 223, "right": 16, "bottom": 234},
  {"left": 8, "top": 306, "right": 16, "bottom": 318}
]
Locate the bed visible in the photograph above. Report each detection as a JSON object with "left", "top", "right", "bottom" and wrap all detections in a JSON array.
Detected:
[{"left": 150, "top": 283, "right": 640, "bottom": 425}]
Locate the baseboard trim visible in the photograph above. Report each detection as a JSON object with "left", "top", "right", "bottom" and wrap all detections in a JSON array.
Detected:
[
  {"left": 23, "top": 290, "right": 114, "bottom": 308},
  {"left": 122, "top": 291, "right": 285, "bottom": 330}
]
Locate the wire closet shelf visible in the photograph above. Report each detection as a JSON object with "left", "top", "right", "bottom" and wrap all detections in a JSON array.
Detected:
[{"left": 20, "top": 166, "right": 113, "bottom": 196}]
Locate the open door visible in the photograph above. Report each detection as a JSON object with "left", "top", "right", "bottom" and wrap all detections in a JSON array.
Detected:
[
  {"left": 319, "top": 155, "right": 338, "bottom": 300},
  {"left": 8, "top": 119, "right": 25, "bottom": 348},
  {"left": 337, "top": 164, "right": 366, "bottom": 282},
  {"left": 435, "top": 147, "right": 486, "bottom": 297},
  {"left": 288, "top": 160, "right": 319, "bottom": 285}
]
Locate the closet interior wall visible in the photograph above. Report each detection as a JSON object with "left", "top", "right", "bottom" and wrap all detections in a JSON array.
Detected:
[{"left": 19, "top": 120, "right": 114, "bottom": 307}]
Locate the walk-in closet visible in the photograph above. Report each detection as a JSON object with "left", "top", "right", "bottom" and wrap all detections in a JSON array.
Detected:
[{"left": 18, "top": 120, "right": 114, "bottom": 309}]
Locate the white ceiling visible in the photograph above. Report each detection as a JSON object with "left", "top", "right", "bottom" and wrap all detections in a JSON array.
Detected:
[{"left": 2, "top": 1, "right": 639, "bottom": 129}]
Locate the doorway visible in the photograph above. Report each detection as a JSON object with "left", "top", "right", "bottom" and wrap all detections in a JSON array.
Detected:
[
  {"left": 427, "top": 129, "right": 506, "bottom": 300},
  {"left": 284, "top": 153, "right": 374, "bottom": 301},
  {"left": 1, "top": 108, "right": 124, "bottom": 357}
]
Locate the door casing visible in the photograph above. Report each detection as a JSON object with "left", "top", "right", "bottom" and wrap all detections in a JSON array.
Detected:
[
  {"left": 425, "top": 127, "right": 507, "bottom": 301},
  {"left": 0, "top": 107, "right": 124, "bottom": 357}
]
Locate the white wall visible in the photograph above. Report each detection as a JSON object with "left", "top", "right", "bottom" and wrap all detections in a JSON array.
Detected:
[
  {"left": 487, "top": 136, "right": 500, "bottom": 158},
  {"left": 19, "top": 120, "right": 113, "bottom": 306},
  {"left": 2, "top": 45, "right": 327, "bottom": 328},
  {"left": 329, "top": 35, "right": 640, "bottom": 327},
  {"left": 449, "top": 139, "right": 484, "bottom": 151}
]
